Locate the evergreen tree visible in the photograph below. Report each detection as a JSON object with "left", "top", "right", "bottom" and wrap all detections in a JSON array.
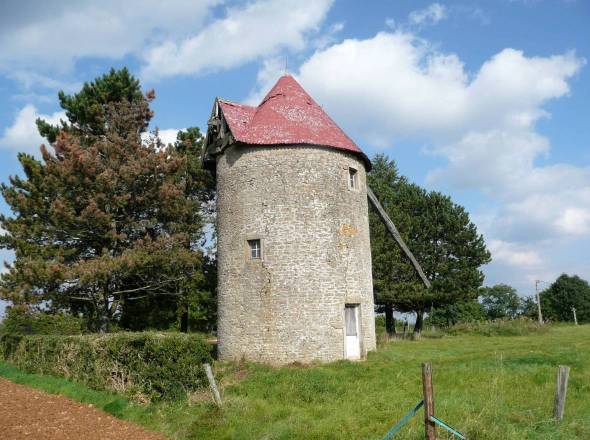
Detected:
[
  {"left": 171, "top": 127, "right": 217, "bottom": 332},
  {"left": 1, "top": 94, "right": 207, "bottom": 332},
  {"left": 368, "top": 154, "right": 491, "bottom": 334},
  {"left": 367, "top": 155, "right": 416, "bottom": 335},
  {"left": 36, "top": 67, "right": 146, "bottom": 143},
  {"left": 118, "top": 126, "right": 217, "bottom": 332},
  {"left": 540, "top": 274, "right": 590, "bottom": 323},
  {"left": 3, "top": 68, "right": 216, "bottom": 332}
]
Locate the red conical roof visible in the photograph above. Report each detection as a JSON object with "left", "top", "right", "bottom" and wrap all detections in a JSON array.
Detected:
[{"left": 217, "top": 75, "right": 370, "bottom": 169}]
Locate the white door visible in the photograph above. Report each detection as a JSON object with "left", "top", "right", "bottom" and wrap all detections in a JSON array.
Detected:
[{"left": 345, "top": 305, "right": 361, "bottom": 360}]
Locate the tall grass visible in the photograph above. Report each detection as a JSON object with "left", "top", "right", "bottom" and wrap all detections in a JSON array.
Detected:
[{"left": 1, "top": 324, "right": 589, "bottom": 439}]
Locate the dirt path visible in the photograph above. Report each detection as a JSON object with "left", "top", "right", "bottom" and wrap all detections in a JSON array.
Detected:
[{"left": 0, "top": 377, "right": 167, "bottom": 440}]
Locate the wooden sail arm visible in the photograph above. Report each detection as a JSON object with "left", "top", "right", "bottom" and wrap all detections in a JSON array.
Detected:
[{"left": 367, "top": 186, "right": 432, "bottom": 289}]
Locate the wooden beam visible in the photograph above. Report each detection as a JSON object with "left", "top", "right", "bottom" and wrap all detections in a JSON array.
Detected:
[{"left": 367, "top": 186, "right": 431, "bottom": 288}]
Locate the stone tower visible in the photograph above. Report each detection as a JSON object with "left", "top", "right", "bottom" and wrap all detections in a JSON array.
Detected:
[{"left": 203, "top": 75, "right": 376, "bottom": 364}]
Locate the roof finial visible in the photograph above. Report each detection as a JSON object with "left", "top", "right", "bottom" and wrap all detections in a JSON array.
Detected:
[{"left": 284, "top": 56, "right": 289, "bottom": 76}]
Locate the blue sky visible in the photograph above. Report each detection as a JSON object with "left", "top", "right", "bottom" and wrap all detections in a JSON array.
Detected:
[{"left": 0, "top": 0, "right": 589, "bottom": 315}]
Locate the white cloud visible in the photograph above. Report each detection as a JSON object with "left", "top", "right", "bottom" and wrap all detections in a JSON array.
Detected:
[
  {"left": 141, "top": 128, "right": 185, "bottom": 148},
  {"left": 1, "top": 0, "right": 334, "bottom": 88},
  {"left": 426, "top": 130, "right": 551, "bottom": 196},
  {"left": 298, "top": 32, "right": 467, "bottom": 145},
  {"left": 556, "top": 208, "right": 590, "bottom": 236},
  {"left": 409, "top": 3, "right": 447, "bottom": 26},
  {"left": 285, "top": 29, "right": 587, "bottom": 288},
  {"left": 488, "top": 239, "right": 542, "bottom": 267},
  {"left": 0, "top": 0, "right": 220, "bottom": 86},
  {"left": 157, "top": 129, "right": 183, "bottom": 147},
  {"left": 141, "top": 0, "right": 333, "bottom": 80},
  {"left": 144, "top": 128, "right": 183, "bottom": 146},
  {"left": 297, "top": 34, "right": 582, "bottom": 145},
  {"left": 0, "top": 105, "right": 65, "bottom": 157}
]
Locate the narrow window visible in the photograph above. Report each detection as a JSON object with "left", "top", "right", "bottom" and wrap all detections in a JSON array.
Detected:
[
  {"left": 248, "top": 239, "right": 261, "bottom": 259},
  {"left": 348, "top": 167, "right": 358, "bottom": 190}
]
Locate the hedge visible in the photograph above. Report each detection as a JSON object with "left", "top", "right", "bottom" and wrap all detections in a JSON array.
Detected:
[
  {"left": 444, "top": 317, "right": 548, "bottom": 337},
  {"left": 0, "top": 332, "right": 212, "bottom": 401}
]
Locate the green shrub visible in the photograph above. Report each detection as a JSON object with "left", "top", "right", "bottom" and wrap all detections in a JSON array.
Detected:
[
  {"left": 1, "top": 306, "right": 83, "bottom": 335},
  {"left": 0, "top": 332, "right": 212, "bottom": 401},
  {"left": 444, "top": 317, "right": 548, "bottom": 337}
]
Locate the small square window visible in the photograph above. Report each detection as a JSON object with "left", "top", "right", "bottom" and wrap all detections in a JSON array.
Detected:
[
  {"left": 248, "top": 239, "right": 261, "bottom": 259},
  {"left": 348, "top": 167, "right": 358, "bottom": 190}
]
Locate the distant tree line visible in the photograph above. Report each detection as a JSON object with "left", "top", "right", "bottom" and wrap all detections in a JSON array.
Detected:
[{"left": 427, "top": 275, "right": 590, "bottom": 326}]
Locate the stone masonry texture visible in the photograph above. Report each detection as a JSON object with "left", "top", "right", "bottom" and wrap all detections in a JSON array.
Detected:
[{"left": 216, "top": 144, "right": 376, "bottom": 364}]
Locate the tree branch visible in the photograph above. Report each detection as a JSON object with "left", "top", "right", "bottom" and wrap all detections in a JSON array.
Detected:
[{"left": 111, "top": 277, "right": 184, "bottom": 296}]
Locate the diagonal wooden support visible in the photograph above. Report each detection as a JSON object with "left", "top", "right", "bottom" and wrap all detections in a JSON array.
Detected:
[{"left": 367, "top": 186, "right": 431, "bottom": 289}]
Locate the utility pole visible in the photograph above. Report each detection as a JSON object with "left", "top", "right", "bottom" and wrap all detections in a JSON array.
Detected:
[{"left": 535, "top": 280, "right": 544, "bottom": 325}]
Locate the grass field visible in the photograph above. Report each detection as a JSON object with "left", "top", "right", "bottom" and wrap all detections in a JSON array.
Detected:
[{"left": 1, "top": 324, "right": 589, "bottom": 439}]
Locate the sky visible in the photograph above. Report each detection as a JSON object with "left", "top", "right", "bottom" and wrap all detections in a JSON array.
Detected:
[{"left": 0, "top": 0, "right": 589, "bottom": 315}]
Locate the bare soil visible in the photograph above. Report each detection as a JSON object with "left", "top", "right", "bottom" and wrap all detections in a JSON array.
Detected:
[{"left": 0, "top": 377, "right": 166, "bottom": 440}]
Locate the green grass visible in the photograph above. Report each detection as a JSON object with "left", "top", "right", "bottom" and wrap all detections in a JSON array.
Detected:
[{"left": 2, "top": 324, "right": 590, "bottom": 439}]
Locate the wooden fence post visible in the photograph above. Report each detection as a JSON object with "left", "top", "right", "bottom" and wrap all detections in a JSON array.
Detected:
[
  {"left": 422, "top": 363, "right": 436, "bottom": 440},
  {"left": 204, "top": 363, "right": 222, "bottom": 407},
  {"left": 554, "top": 365, "right": 570, "bottom": 421}
]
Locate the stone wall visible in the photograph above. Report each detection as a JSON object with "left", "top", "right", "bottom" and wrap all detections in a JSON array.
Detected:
[{"left": 216, "top": 144, "right": 376, "bottom": 364}]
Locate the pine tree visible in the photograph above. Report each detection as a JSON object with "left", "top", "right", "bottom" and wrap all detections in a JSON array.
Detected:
[
  {"left": 368, "top": 154, "right": 491, "bottom": 335},
  {"left": 118, "top": 126, "right": 217, "bottom": 332},
  {"left": 367, "top": 155, "right": 416, "bottom": 335},
  {"left": 3, "top": 68, "right": 217, "bottom": 332},
  {"left": 1, "top": 94, "right": 207, "bottom": 332},
  {"left": 172, "top": 127, "right": 216, "bottom": 331},
  {"left": 36, "top": 67, "right": 145, "bottom": 143}
]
